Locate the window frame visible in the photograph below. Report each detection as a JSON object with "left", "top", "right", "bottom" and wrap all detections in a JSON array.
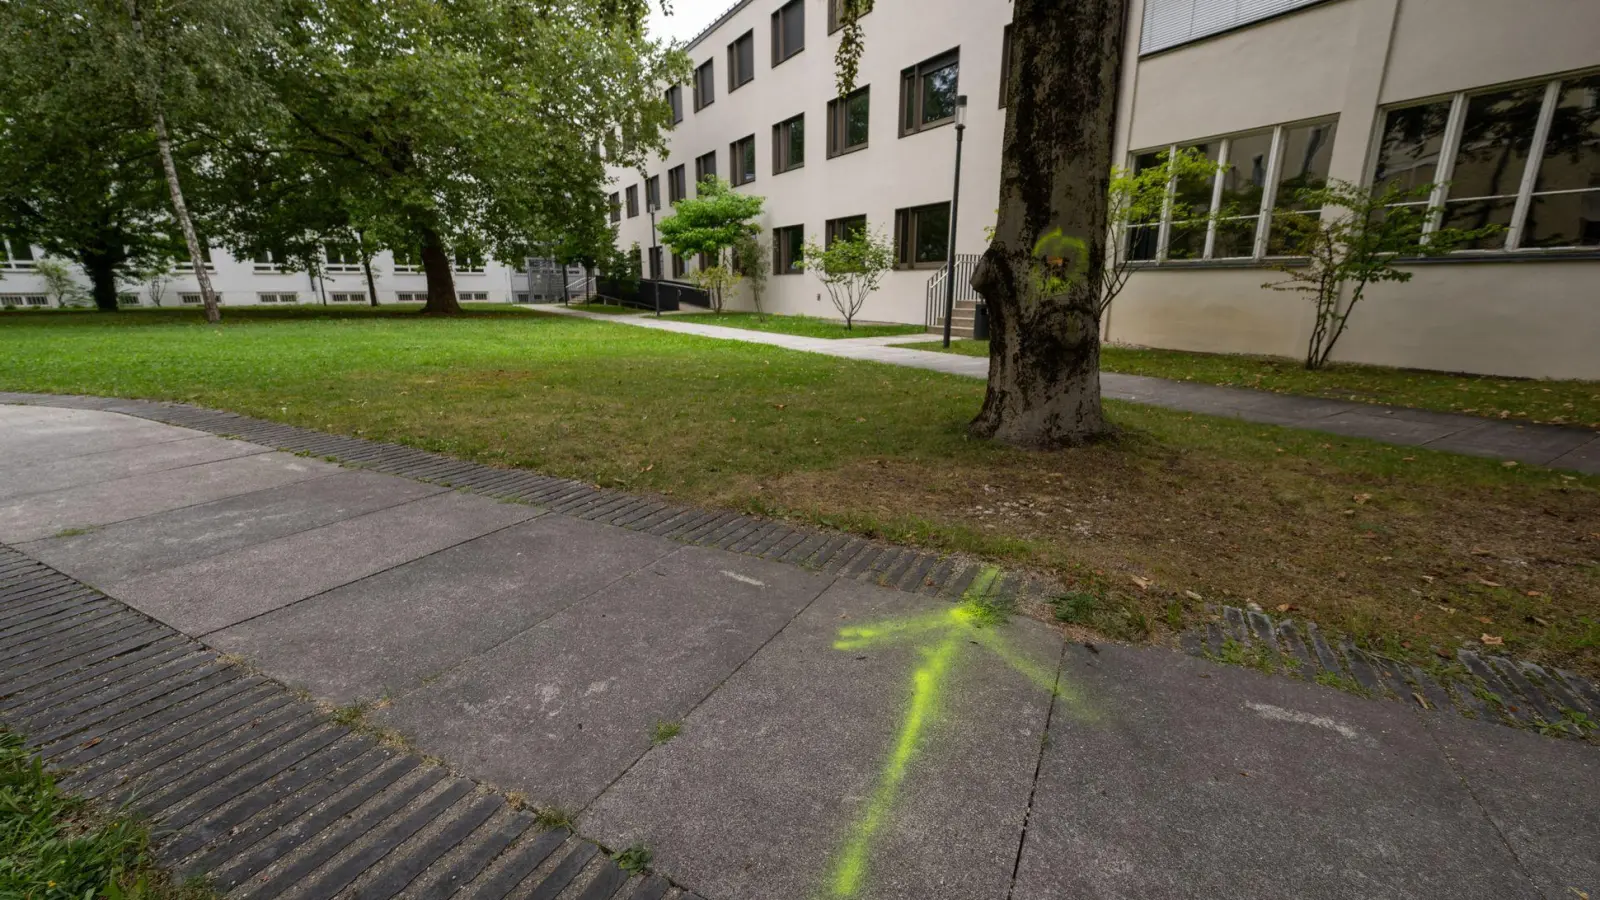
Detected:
[
  {"left": 772, "top": 0, "right": 805, "bottom": 67},
  {"left": 625, "top": 185, "right": 640, "bottom": 218},
  {"left": 609, "top": 192, "right": 622, "bottom": 223},
  {"left": 666, "top": 85, "right": 683, "bottom": 124},
  {"left": 645, "top": 175, "right": 661, "bottom": 212},
  {"left": 730, "top": 134, "right": 758, "bottom": 185},
  {"left": 668, "top": 164, "right": 687, "bottom": 204},
  {"left": 728, "top": 30, "right": 755, "bottom": 92},
  {"left": 999, "top": 25, "right": 1014, "bottom": 109},
  {"left": 899, "top": 49, "right": 960, "bottom": 138},
  {"left": 894, "top": 202, "right": 953, "bottom": 269},
  {"left": 827, "top": 85, "right": 870, "bottom": 158},
  {"left": 694, "top": 59, "right": 715, "bottom": 111},
  {"left": 0, "top": 237, "right": 36, "bottom": 270},
  {"left": 826, "top": 0, "right": 869, "bottom": 35},
  {"left": 773, "top": 113, "right": 805, "bottom": 174},
  {"left": 772, "top": 224, "right": 805, "bottom": 275},
  {"left": 452, "top": 251, "right": 486, "bottom": 274},
  {"left": 1126, "top": 116, "right": 1345, "bottom": 265},
  {"left": 825, "top": 215, "right": 868, "bottom": 248},
  {"left": 694, "top": 151, "right": 717, "bottom": 191}
]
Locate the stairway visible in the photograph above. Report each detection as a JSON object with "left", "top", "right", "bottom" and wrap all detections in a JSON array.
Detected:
[{"left": 927, "top": 298, "right": 980, "bottom": 339}]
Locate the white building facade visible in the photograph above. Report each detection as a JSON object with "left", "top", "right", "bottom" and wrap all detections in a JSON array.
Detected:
[
  {"left": 0, "top": 242, "right": 585, "bottom": 309},
  {"left": 607, "top": 0, "right": 1600, "bottom": 379}
]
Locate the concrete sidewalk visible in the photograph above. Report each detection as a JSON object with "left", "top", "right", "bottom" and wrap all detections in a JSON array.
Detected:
[
  {"left": 541, "top": 306, "right": 1600, "bottom": 474},
  {"left": 2, "top": 403, "right": 1596, "bottom": 900}
]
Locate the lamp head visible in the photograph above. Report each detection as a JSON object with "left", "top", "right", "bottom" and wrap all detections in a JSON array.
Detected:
[{"left": 955, "top": 94, "right": 968, "bottom": 128}]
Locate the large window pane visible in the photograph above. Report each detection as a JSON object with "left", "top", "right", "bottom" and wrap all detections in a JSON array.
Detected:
[
  {"left": 921, "top": 62, "right": 958, "bottom": 125},
  {"left": 1523, "top": 73, "right": 1600, "bottom": 248},
  {"left": 1213, "top": 130, "right": 1272, "bottom": 258},
  {"left": 1373, "top": 100, "right": 1451, "bottom": 194},
  {"left": 847, "top": 89, "right": 870, "bottom": 147},
  {"left": 1167, "top": 142, "right": 1220, "bottom": 260},
  {"left": 914, "top": 205, "right": 950, "bottom": 263},
  {"left": 1441, "top": 85, "right": 1543, "bottom": 250},
  {"left": 1267, "top": 120, "right": 1337, "bottom": 255},
  {"left": 1124, "top": 151, "right": 1163, "bottom": 261}
]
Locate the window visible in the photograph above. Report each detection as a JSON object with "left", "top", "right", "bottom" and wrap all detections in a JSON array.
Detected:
[
  {"left": 666, "top": 85, "right": 683, "bottom": 124},
  {"left": 825, "top": 215, "right": 867, "bottom": 247},
  {"left": 178, "top": 292, "right": 220, "bottom": 305},
  {"left": 645, "top": 175, "right": 660, "bottom": 212},
  {"left": 325, "top": 245, "right": 362, "bottom": 273},
  {"left": 453, "top": 251, "right": 485, "bottom": 273},
  {"left": 648, "top": 245, "right": 663, "bottom": 280},
  {"left": 396, "top": 292, "right": 425, "bottom": 302},
  {"left": 626, "top": 185, "right": 640, "bottom": 218},
  {"left": 827, "top": 0, "right": 868, "bottom": 34},
  {"left": 174, "top": 243, "right": 215, "bottom": 272},
  {"left": 670, "top": 253, "right": 686, "bottom": 279},
  {"left": 827, "top": 86, "right": 870, "bottom": 157},
  {"left": 772, "top": 225, "right": 804, "bottom": 274},
  {"left": 1126, "top": 117, "right": 1338, "bottom": 263},
  {"left": 0, "top": 237, "right": 34, "bottom": 270},
  {"left": 1375, "top": 72, "right": 1600, "bottom": 253},
  {"left": 119, "top": 293, "right": 140, "bottom": 306},
  {"left": 257, "top": 292, "right": 298, "bottom": 304},
  {"left": 253, "top": 250, "right": 286, "bottom": 272},
  {"left": 457, "top": 291, "right": 488, "bottom": 302},
  {"left": 1140, "top": 0, "right": 1325, "bottom": 54},
  {"left": 393, "top": 247, "right": 421, "bottom": 272},
  {"left": 999, "top": 25, "right": 1014, "bottom": 108},
  {"left": 0, "top": 294, "right": 49, "bottom": 307},
  {"left": 694, "top": 59, "right": 715, "bottom": 110},
  {"left": 630, "top": 245, "right": 644, "bottom": 277},
  {"left": 728, "top": 31, "right": 755, "bottom": 92},
  {"left": 900, "top": 50, "right": 959, "bottom": 136},
  {"left": 773, "top": 114, "right": 804, "bottom": 173},
  {"left": 331, "top": 291, "right": 366, "bottom": 303},
  {"left": 695, "top": 151, "right": 717, "bottom": 190},
  {"left": 731, "top": 135, "right": 757, "bottom": 185},
  {"left": 609, "top": 192, "right": 622, "bottom": 223},
  {"left": 772, "top": 0, "right": 804, "bottom": 66},
  {"left": 668, "top": 165, "right": 687, "bottom": 204},
  {"left": 894, "top": 203, "right": 950, "bottom": 267}
]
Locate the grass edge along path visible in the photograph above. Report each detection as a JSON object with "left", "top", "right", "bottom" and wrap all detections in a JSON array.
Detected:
[
  {"left": 0, "top": 729, "right": 214, "bottom": 900},
  {"left": 893, "top": 339, "right": 1600, "bottom": 428},
  {"left": 668, "top": 311, "right": 928, "bottom": 340}
]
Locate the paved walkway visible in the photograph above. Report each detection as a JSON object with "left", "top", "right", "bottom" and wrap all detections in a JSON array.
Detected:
[
  {"left": 541, "top": 306, "right": 1600, "bottom": 474},
  {"left": 1, "top": 400, "right": 1595, "bottom": 900}
]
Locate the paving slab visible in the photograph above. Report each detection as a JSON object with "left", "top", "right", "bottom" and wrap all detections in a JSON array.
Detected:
[
  {"left": 0, "top": 434, "right": 268, "bottom": 502},
  {"left": 581, "top": 577, "right": 1064, "bottom": 900},
  {"left": 1301, "top": 409, "right": 1474, "bottom": 445},
  {"left": 1011, "top": 645, "right": 1543, "bottom": 900},
  {"left": 207, "top": 515, "right": 679, "bottom": 704},
  {"left": 1421, "top": 712, "right": 1600, "bottom": 898},
  {"left": 19, "top": 469, "right": 446, "bottom": 587},
  {"left": 104, "top": 491, "right": 538, "bottom": 635},
  {"left": 1549, "top": 435, "right": 1600, "bottom": 473},
  {"left": 375, "top": 545, "right": 832, "bottom": 809},
  {"left": 0, "top": 451, "right": 340, "bottom": 543},
  {"left": 0, "top": 405, "right": 209, "bottom": 460},
  {"left": 1423, "top": 421, "right": 1598, "bottom": 465}
]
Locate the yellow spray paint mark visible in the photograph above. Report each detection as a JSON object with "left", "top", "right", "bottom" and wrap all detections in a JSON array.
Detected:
[{"left": 823, "top": 565, "right": 1086, "bottom": 898}]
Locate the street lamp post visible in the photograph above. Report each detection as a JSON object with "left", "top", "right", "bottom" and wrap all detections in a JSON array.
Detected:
[
  {"left": 647, "top": 201, "right": 661, "bottom": 317},
  {"left": 942, "top": 95, "right": 969, "bottom": 349}
]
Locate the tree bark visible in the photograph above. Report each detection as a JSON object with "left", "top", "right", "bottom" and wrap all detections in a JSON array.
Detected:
[
  {"left": 418, "top": 227, "right": 461, "bottom": 315},
  {"left": 123, "top": 0, "right": 220, "bottom": 323},
  {"left": 968, "top": 0, "right": 1124, "bottom": 448},
  {"left": 82, "top": 252, "right": 121, "bottom": 312}
]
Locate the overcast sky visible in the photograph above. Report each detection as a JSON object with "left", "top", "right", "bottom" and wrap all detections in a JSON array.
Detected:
[{"left": 646, "top": 0, "right": 738, "bottom": 45}]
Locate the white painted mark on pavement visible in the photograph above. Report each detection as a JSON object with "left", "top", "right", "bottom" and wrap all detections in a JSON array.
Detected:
[
  {"left": 721, "top": 570, "right": 765, "bottom": 587},
  {"left": 1245, "top": 701, "right": 1365, "bottom": 742}
]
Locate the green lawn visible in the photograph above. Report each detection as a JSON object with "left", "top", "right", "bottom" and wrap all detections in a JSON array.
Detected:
[
  {"left": 566, "top": 302, "right": 641, "bottom": 315},
  {"left": 669, "top": 311, "right": 928, "bottom": 339},
  {"left": 3, "top": 306, "right": 1597, "bottom": 676},
  {"left": 895, "top": 339, "right": 1600, "bottom": 428},
  {"left": 0, "top": 730, "right": 207, "bottom": 900}
]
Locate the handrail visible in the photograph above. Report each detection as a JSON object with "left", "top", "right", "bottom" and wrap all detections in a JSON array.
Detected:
[{"left": 924, "top": 254, "right": 983, "bottom": 329}]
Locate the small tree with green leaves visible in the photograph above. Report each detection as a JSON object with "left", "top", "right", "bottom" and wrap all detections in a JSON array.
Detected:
[
  {"left": 1101, "top": 147, "right": 1227, "bottom": 316},
  {"left": 656, "top": 177, "right": 763, "bottom": 312},
  {"left": 34, "top": 258, "right": 88, "bottom": 307},
  {"left": 693, "top": 262, "right": 741, "bottom": 313},
  {"left": 733, "top": 234, "right": 768, "bottom": 317},
  {"left": 1264, "top": 179, "right": 1503, "bottom": 370},
  {"left": 802, "top": 228, "right": 893, "bottom": 330}
]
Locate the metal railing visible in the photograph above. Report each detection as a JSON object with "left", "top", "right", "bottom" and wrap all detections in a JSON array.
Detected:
[{"left": 924, "top": 254, "right": 983, "bottom": 329}]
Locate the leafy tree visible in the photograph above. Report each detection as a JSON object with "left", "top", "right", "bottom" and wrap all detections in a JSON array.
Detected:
[
  {"left": 837, "top": 0, "right": 1125, "bottom": 446},
  {"left": 1263, "top": 179, "right": 1502, "bottom": 370},
  {"left": 733, "top": 234, "right": 769, "bottom": 317},
  {"left": 213, "top": 0, "right": 687, "bottom": 316},
  {"left": 801, "top": 229, "right": 893, "bottom": 330},
  {"left": 656, "top": 177, "right": 765, "bottom": 309},
  {"left": 1101, "top": 147, "right": 1226, "bottom": 315},
  {"left": 693, "top": 263, "right": 741, "bottom": 313},
  {"left": 34, "top": 259, "right": 89, "bottom": 307}
]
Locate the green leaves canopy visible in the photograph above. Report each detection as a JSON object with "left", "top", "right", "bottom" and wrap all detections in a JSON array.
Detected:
[{"left": 655, "top": 178, "right": 764, "bottom": 260}]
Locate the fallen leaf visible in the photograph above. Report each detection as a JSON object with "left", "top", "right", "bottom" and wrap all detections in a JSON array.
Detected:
[
  {"left": 1437, "top": 605, "right": 1457, "bottom": 614},
  {"left": 1525, "top": 590, "right": 1544, "bottom": 598},
  {"left": 1412, "top": 692, "right": 1430, "bottom": 710},
  {"left": 1480, "top": 634, "right": 1504, "bottom": 646},
  {"left": 1352, "top": 493, "right": 1372, "bottom": 504},
  {"left": 1276, "top": 603, "right": 1292, "bottom": 613},
  {"left": 855, "top": 417, "right": 866, "bottom": 423},
  {"left": 1501, "top": 460, "right": 1519, "bottom": 467},
  {"left": 1420, "top": 575, "right": 1436, "bottom": 583},
  {"left": 1130, "top": 575, "right": 1152, "bottom": 590},
  {"left": 1470, "top": 548, "right": 1494, "bottom": 556},
  {"left": 774, "top": 403, "right": 786, "bottom": 410},
  {"left": 78, "top": 736, "right": 102, "bottom": 750},
  {"left": 1527, "top": 615, "right": 1552, "bottom": 627},
  {"left": 1476, "top": 577, "right": 1502, "bottom": 587},
  {"left": 1476, "top": 616, "right": 1494, "bottom": 624},
  {"left": 1184, "top": 590, "right": 1202, "bottom": 601},
  {"left": 1401, "top": 456, "right": 1416, "bottom": 462}
]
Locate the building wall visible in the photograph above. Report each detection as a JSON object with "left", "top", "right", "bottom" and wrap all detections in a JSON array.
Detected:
[
  {"left": 606, "top": 0, "right": 1013, "bottom": 326},
  {"left": 1106, "top": 0, "right": 1600, "bottom": 379}
]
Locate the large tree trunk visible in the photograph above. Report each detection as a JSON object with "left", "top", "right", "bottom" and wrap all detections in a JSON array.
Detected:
[
  {"left": 82, "top": 252, "right": 121, "bottom": 312},
  {"left": 418, "top": 227, "right": 461, "bottom": 315},
  {"left": 968, "top": 0, "right": 1124, "bottom": 448}
]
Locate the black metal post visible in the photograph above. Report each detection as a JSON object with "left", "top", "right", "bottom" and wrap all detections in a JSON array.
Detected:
[
  {"left": 648, "top": 205, "right": 661, "bottom": 317},
  {"left": 942, "top": 95, "right": 968, "bottom": 348}
]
